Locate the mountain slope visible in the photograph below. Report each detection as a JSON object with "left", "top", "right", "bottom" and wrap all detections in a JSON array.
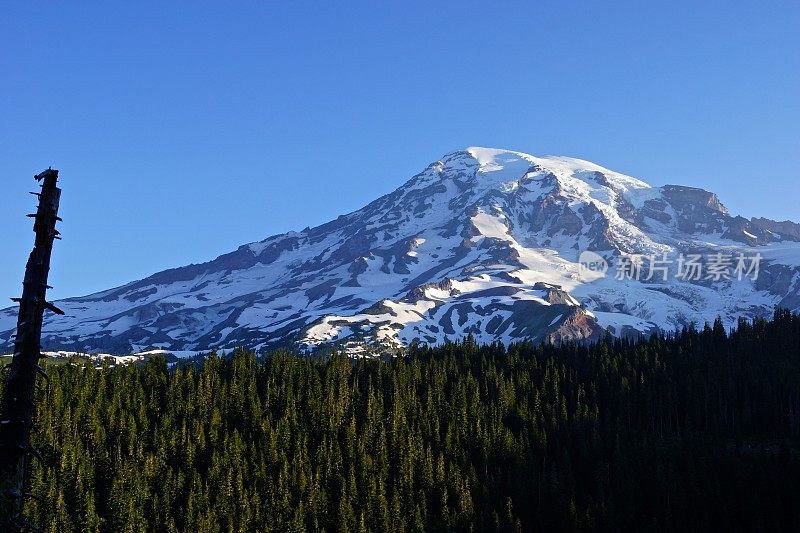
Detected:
[{"left": 2, "top": 147, "right": 799, "bottom": 354}]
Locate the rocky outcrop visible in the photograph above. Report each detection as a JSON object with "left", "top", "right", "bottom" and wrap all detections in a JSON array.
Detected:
[
  {"left": 661, "top": 185, "right": 729, "bottom": 234},
  {"left": 546, "top": 307, "right": 604, "bottom": 345},
  {"left": 751, "top": 217, "right": 800, "bottom": 241}
]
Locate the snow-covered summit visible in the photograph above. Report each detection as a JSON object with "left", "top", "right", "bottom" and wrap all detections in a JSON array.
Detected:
[
  {"left": 460, "top": 147, "right": 651, "bottom": 195},
  {"left": 1, "top": 148, "right": 798, "bottom": 355}
]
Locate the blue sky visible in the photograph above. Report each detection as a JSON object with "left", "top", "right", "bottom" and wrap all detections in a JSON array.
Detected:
[{"left": 1, "top": 1, "right": 798, "bottom": 301}]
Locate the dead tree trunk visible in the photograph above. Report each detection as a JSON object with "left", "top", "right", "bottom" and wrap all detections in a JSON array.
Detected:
[{"left": 0, "top": 168, "right": 63, "bottom": 530}]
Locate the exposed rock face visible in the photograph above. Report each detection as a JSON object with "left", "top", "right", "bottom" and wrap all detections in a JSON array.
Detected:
[
  {"left": 542, "top": 288, "right": 577, "bottom": 305},
  {"left": 751, "top": 217, "right": 800, "bottom": 241},
  {"left": 756, "top": 263, "right": 800, "bottom": 310},
  {"left": 662, "top": 185, "right": 728, "bottom": 215},
  {"left": 0, "top": 147, "right": 798, "bottom": 355},
  {"left": 660, "top": 185, "right": 729, "bottom": 234},
  {"left": 546, "top": 307, "right": 604, "bottom": 345}
]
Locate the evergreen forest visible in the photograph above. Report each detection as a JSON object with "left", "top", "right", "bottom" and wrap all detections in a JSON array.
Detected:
[{"left": 4, "top": 310, "right": 800, "bottom": 532}]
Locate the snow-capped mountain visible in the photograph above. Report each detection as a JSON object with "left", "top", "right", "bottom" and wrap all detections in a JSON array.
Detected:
[{"left": 2, "top": 147, "right": 799, "bottom": 355}]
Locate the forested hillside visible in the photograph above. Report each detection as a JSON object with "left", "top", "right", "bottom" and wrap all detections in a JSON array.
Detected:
[{"left": 5, "top": 310, "right": 800, "bottom": 532}]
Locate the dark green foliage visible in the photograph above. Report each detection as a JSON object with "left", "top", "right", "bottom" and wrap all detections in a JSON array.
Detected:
[{"left": 3, "top": 309, "right": 799, "bottom": 531}]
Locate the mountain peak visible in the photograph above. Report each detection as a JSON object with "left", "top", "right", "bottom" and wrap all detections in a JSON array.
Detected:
[
  {"left": 2, "top": 148, "right": 799, "bottom": 355},
  {"left": 455, "top": 147, "right": 653, "bottom": 194}
]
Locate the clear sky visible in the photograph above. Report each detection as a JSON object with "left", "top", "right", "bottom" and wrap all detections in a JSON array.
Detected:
[{"left": 1, "top": 1, "right": 798, "bottom": 301}]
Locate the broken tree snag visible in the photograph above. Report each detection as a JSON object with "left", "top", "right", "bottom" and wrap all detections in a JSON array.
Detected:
[{"left": 0, "top": 168, "right": 61, "bottom": 529}]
